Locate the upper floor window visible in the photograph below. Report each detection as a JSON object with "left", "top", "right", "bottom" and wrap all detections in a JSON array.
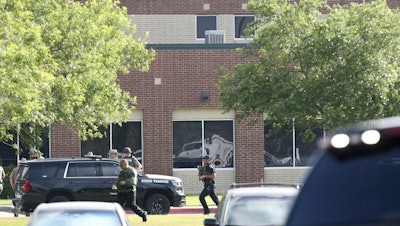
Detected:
[
  {"left": 235, "top": 16, "right": 255, "bottom": 39},
  {"left": 197, "top": 16, "right": 217, "bottom": 39}
]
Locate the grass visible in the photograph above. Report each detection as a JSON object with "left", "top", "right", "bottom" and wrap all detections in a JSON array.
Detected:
[
  {"left": 0, "top": 200, "right": 11, "bottom": 205},
  {"left": 0, "top": 194, "right": 223, "bottom": 206},
  {"left": 185, "top": 194, "right": 222, "bottom": 206},
  {"left": 0, "top": 195, "right": 223, "bottom": 225}
]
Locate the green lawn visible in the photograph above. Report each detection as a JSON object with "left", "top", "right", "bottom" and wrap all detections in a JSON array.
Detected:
[
  {"left": 0, "top": 194, "right": 222, "bottom": 206},
  {"left": 0, "top": 195, "right": 222, "bottom": 225}
]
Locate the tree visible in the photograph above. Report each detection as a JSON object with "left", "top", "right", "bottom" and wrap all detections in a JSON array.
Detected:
[
  {"left": 217, "top": 0, "right": 400, "bottom": 141},
  {"left": 0, "top": 0, "right": 154, "bottom": 151}
]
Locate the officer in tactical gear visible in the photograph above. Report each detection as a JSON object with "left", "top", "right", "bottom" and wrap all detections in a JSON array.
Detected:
[
  {"left": 198, "top": 155, "right": 219, "bottom": 215},
  {"left": 115, "top": 159, "right": 147, "bottom": 222},
  {"left": 122, "top": 147, "right": 143, "bottom": 171}
]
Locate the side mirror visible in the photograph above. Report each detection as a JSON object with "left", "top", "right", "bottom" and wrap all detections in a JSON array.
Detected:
[{"left": 204, "top": 218, "right": 217, "bottom": 226}]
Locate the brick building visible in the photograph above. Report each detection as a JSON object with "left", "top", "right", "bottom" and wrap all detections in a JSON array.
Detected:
[{"left": 5, "top": 0, "right": 399, "bottom": 194}]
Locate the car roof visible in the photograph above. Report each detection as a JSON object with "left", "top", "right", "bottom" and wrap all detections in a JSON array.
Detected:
[
  {"left": 226, "top": 186, "right": 299, "bottom": 197},
  {"left": 23, "top": 157, "right": 118, "bottom": 164},
  {"left": 35, "top": 201, "right": 121, "bottom": 211}
]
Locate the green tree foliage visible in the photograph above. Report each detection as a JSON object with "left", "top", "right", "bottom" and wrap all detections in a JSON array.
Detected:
[
  {"left": 0, "top": 0, "right": 154, "bottom": 150},
  {"left": 217, "top": 0, "right": 400, "bottom": 139}
]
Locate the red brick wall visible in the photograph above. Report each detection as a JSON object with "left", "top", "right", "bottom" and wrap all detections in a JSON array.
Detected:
[
  {"left": 117, "top": 47, "right": 264, "bottom": 179},
  {"left": 235, "top": 116, "right": 265, "bottom": 183},
  {"left": 118, "top": 0, "right": 399, "bottom": 15},
  {"left": 120, "top": 0, "right": 251, "bottom": 15},
  {"left": 51, "top": 124, "right": 81, "bottom": 158}
]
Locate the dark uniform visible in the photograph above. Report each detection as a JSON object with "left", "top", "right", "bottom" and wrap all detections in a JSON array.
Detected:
[
  {"left": 199, "top": 157, "right": 219, "bottom": 214},
  {"left": 115, "top": 161, "right": 147, "bottom": 222}
]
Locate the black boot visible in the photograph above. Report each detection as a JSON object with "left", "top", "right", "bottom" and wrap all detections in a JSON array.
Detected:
[{"left": 142, "top": 211, "right": 147, "bottom": 222}]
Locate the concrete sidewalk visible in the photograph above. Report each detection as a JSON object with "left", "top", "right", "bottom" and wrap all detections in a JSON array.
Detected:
[{"left": 0, "top": 204, "right": 217, "bottom": 217}]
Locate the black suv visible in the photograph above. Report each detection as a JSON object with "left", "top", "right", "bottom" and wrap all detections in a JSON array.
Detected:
[
  {"left": 13, "top": 157, "right": 185, "bottom": 216},
  {"left": 286, "top": 117, "right": 400, "bottom": 226}
]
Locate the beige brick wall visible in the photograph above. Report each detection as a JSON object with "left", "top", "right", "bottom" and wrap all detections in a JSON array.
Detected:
[
  {"left": 173, "top": 169, "right": 235, "bottom": 195},
  {"left": 174, "top": 167, "right": 311, "bottom": 195},
  {"left": 263, "top": 167, "right": 312, "bottom": 185},
  {"left": 129, "top": 15, "right": 252, "bottom": 44}
]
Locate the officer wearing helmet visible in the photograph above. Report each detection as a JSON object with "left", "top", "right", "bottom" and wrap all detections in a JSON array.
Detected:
[{"left": 122, "top": 147, "right": 142, "bottom": 171}]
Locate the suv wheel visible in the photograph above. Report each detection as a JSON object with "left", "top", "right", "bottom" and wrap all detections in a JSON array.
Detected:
[
  {"left": 145, "top": 194, "right": 170, "bottom": 214},
  {"left": 49, "top": 195, "right": 70, "bottom": 203}
]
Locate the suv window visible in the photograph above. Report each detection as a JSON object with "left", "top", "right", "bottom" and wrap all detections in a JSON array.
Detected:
[
  {"left": 24, "top": 162, "right": 64, "bottom": 179},
  {"left": 66, "top": 162, "right": 98, "bottom": 177},
  {"left": 101, "top": 162, "right": 120, "bottom": 177}
]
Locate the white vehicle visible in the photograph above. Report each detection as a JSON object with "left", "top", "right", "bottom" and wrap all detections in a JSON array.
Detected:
[
  {"left": 27, "top": 201, "right": 131, "bottom": 226},
  {"left": 204, "top": 183, "right": 299, "bottom": 226}
]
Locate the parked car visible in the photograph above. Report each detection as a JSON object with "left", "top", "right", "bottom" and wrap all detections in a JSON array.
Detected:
[
  {"left": 204, "top": 183, "right": 299, "bottom": 226},
  {"left": 286, "top": 116, "right": 400, "bottom": 226},
  {"left": 13, "top": 156, "right": 185, "bottom": 216},
  {"left": 26, "top": 201, "right": 131, "bottom": 226}
]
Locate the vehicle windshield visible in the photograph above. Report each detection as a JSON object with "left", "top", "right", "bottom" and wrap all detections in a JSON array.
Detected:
[
  {"left": 226, "top": 195, "right": 294, "bottom": 226},
  {"left": 28, "top": 210, "right": 123, "bottom": 226}
]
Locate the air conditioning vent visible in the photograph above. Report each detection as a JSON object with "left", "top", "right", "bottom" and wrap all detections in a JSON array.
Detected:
[{"left": 205, "top": 30, "right": 225, "bottom": 44}]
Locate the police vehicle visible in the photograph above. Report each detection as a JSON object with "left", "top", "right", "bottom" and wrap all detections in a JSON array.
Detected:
[{"left": 13, "top": 156, "right": 185, "bottom": 216}]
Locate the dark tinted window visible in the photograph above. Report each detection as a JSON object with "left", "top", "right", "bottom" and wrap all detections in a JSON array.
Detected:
[
  {"left": 25, "top": 162, "right": 65, "bottom": 179},
  {"left": 67, "top": 162, "right": 98, "bottom": 177},
  {"left": 287, "top": 147, "right": 400, "bottom": 225},
  {"left": 234, "top": 16, "right": 254, "bottom": 38},
  {"left": 101, "top": 162, "right": 120, "bottom": 176},
  {"left": 197, "top": 16, "right": 216, "bottom": 39}
]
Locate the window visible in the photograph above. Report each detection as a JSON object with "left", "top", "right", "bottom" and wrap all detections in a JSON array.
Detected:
[
  {"left": 101, "top": 162, "right": 120, "bottom": 177},
  {"left": 173, "top": 120, "right": 234, "bottom": 168},
  {"left": 26, "top": 162, "right": 62, "bottom": 179},
  {"left": 67, "top": 162, "right": 98, "bottom": 177},
  {"left": 81, "top": 121, "right": 142, "bottom": 165},
  {"left": 197, "top": 16, "right": 217, "bottom": 39},
  {"left": 234, "top": 16, "right": 255, "bottom": 39},
  {"left": 264, "top": 121, "right": 322, "bottom": 167}
]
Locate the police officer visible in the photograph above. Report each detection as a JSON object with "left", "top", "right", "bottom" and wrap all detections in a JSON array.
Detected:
[
  {"left": 115, "top": 159, "right": 147, "bottom": 222},
  {"left": 122, "top": 147, "right": 143, "bottom": 171},
  {"left": 198, "top": 155, "right": 219, "bottom": 215},
  {"left": 108, "top": 149, "right": 119, "bottom": 160}
]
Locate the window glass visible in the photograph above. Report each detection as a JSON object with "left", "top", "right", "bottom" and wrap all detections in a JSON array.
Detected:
[
  {"left": 227, "top": 196, "right": 294, "bottom": 226},
  {"left": 101, "top": 162, "right": 120, "bottom": 177},
  {"left": 81, "top": 126, "right": 110, "bottom": 157},
  {"left": 25, "top": 162, "right": 63, "bottom": 179},
  {"left": 173, "top": 120, "right": 234, "bottom": 168},
  {"left": 204, "top": 121, "right": 234, "bottom": 167},
  {"left": 173, "top": 121, "right": 202, "bottom": 168},
  {"left": 29, "top": 210, "right": 121, "bottom": 226},
  {"left": 264, "top": 122, "right": 322, "bottom": 167},
  {"left": 197, "top": 16, "right": 217, "bottom": 39},
  {"left": 81, "top": 121, "right": 142, "bottom": 162},
  {"left": 112, "top": 121, "right": 142, "bottom": 164},
  {"left": 235, "top": 16, "right": 255, "bottom": 38},
  {"left": 67, "top": 162, "right": 98, "bottom": 177}
]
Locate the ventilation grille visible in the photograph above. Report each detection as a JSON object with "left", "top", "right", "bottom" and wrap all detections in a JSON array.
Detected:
[{"left": 205, "top": 30, "right": 225, "bottom": 44}]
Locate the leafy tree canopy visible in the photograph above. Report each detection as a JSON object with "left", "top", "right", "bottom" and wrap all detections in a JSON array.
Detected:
[
  {"left": 217, "top": 0, "right": 400, "bottom": 141},
  {"left": 0, "top": 0, "right": 154, "bottom": 150}
]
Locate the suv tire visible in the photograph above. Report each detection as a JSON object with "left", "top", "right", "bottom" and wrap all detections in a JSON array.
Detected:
[{"left": 145, "top": 194, "right": 170, "bottom": 214}]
